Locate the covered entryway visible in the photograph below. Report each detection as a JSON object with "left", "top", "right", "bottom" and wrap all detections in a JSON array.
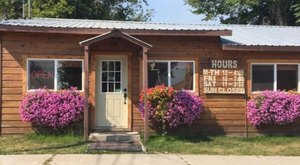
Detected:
[
  {"left": 96, "top": 55, "right": 128, "bottom": 130},
  {"left": 79, "top": 29, "right": 152, "bottom": 140}
]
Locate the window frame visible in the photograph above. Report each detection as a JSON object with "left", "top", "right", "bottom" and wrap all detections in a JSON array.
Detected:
[
  {"left": 251, "top": 63, "right": 300, "bottom": 93},
  {"left": 27, "top": 58, "right": 84, "bottom": 92},
  {"left": 147, "top": 60, "right": 196, "bottom": 91},
  {"left": 99, "top": 59, "right": 123, "bottom": 94}
]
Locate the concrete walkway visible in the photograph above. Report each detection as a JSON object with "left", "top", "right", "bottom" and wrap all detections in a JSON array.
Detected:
[{"left": 0, "top": 154, "right": 299, "bottom": 165}]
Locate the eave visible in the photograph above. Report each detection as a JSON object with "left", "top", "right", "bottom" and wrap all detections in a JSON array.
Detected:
[
  {"left": 0, "top": 25, "right": 232, "bottom": 36},
  {"left": 222, "top": 44, "right": 300, "bottom": 52}
]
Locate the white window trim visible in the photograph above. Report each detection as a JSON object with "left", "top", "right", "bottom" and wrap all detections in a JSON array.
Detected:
[
  {"left": 100, "top": 60, "right": 123, "bottom": 94},
  {"left": 27, "top": 58, "right": 84, "bottom": 92},
  {"left": 147, "top": 60, "right": 196, "bottom": 91},
  {"left": 251, "top": 63, "right": 300, "bottom": 93}
]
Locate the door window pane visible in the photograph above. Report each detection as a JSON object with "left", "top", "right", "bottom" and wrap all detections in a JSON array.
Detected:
[
  {"left": 102, "top": 83, "right": 107, "bottom": 92},
  {"left": 277, "top": 65, "right": 298, "bottom": 91},
  {"left": 109, "top": 62, "right": 114, "bottom": 71},
  {"left": 57, "top": 61, "right": 83, "bottom": 90},
  {"left": 171, "top": 62, "right": 194, "bottom": 90},
  {"left": 252, "top": 65, "right": 274, "bottom": 91},
  {"left": 115, "top": 62, "right": 121, "bottom": 71},
  {"left": 115, "top": 72, "right": 121, "bottom": 81},
  {"left": 148, "top": 62, "right": 168, "bottom": 88},
  {"left": 102, "top": 61, "right": 108, "bottom": 71},
  {"left": 101, "top": 60, "right": 122, "bottom": 93},
  {"left": 29, "top": 60, "right": 55, "bottom": 89}
]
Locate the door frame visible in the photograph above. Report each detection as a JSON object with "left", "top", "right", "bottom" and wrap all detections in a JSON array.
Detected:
[{"left": 94, "top": 53, "right": 132, "bottom": 131}]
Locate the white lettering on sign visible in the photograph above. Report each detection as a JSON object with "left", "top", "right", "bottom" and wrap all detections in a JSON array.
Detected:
[
  {"left": 211, "top": 60, "right": 238, "bottom": 69},
  {"left": 203, "top": 68, "right": 245, "bottom": 94}
]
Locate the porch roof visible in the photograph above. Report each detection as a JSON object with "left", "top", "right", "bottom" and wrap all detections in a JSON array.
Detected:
[{"left": 79, "top": 29, "right": 152, "bottom": 49}]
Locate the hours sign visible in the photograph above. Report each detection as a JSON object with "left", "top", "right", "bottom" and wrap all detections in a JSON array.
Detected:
[{"left": 203, "top": 60, "right": 245, "bottom": 94}]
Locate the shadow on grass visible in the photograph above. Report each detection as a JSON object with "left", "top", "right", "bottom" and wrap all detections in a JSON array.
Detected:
[{"left": 1, "top": 141, "right": 88, "bottom": 154}]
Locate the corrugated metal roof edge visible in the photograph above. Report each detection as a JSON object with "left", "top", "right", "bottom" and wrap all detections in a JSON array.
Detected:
[
  {"left": 2, "top": 18, "right": 300, "bottom": 29},
  {"left": 223, "top": 43, "right": 300, "bottom": 46},
  {"left": 0, "top": 24, "right": 230, "bottom": 31},
  {"left": 221, "top": 38, "right": 300, "bottom": 47}
]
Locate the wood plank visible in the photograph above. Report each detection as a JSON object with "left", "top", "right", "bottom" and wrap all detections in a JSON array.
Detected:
[
  {"left": 2, "top": 108, "right": 19, "bottom": 114},
  {"left": 1, "top": 121, "right": 31, "bottom": 127},
  {"left": 1, "top": 127, "right": 33, "bottom": 134},
  {"left": 2, "top": 68, "right": 23, "bottom": 74},
  {"left": 2, "top": 61, "right": 22, "bottom": 68},
  {"left": 2, "top": 114, "right": 22, "bottom": 121},
  {"left": 2, "top": 101, "right": 20, "bottom": 108},
  {"left": 2, "top": 95, "right": 23, "bottom": 101},
  {"left": 204, "top": 102, "right": 246, "bottom": 108},
  {"left": 2, "top": 88, "right": 22, "bottom": 94},
  {"left": 2, "top": 81, "right": 22, "bottom": 88},
  {"left": 2, "top": 75, "right": 22, "bottom": 81}
]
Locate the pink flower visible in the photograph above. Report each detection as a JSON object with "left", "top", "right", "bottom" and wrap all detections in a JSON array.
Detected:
[{"left": 19, "top": 88, "right": 84, "bottom": 130}]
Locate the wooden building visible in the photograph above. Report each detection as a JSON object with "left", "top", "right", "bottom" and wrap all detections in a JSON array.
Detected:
[{"left": 1, "top": 18, "right": 300, "bottom": 139}]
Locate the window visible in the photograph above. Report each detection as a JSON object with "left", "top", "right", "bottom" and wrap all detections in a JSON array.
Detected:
[
  {"left": 101, "top": 60, "right": 122, "bottom": 93},
  {"left": 28, "top": 59, "right": 83, "bottom": 91},
  {"left": 251, "top": 63, "right": 299, "bottom": 92},
  {"left": 57, "top": 61, "right": 83, "bottom": 90},
  {"left": 148, "top": 61, "right": 194, "bottom": 90}
]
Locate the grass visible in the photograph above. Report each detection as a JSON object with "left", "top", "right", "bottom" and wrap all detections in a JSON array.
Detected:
[
  {"left": 1, "top": 133, "right": 300, "bottom": 155},
  {"left": 145, "top": 134, "right": 300, "bottom": 156},
  {"left": 0, "top": 134, "right": 88, "bottom": 154}
]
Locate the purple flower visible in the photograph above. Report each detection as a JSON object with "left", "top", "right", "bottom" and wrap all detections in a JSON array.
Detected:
[
  {"left": 138, "top": 85, "right": 204, "bottom": 132},
  {"left": 19, "top": 88, "right": 84, "bottom": 129},
  {"left": 246, "top": 91, "right": 300, "bottom": 127}
]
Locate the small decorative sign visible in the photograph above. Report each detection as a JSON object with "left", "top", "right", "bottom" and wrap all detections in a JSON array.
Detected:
[
  {"left": 31, "top": 71, "right": 54, "bottom": 79},
  {"left": 203, "top": 59, "right": 245, "bottom": 94}
]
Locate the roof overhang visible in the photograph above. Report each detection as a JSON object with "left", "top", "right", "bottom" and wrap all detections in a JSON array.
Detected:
[
  {"left": 0, "top": 25, "right": 232, "bottom": 36},
  {"left": 79, "top": 29, "right": 152, "bottom": 49},
  {"left": 222, "top": 44, "right": 300, "bottom": 52}
]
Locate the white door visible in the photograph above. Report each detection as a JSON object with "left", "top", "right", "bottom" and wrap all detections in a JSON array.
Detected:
[{"left": 96, "top": 56, "right": 128, "bottom": 129}]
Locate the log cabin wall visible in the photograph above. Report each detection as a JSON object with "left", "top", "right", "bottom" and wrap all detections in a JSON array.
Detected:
[{"left": 1, "top": 31, "right": 300, "bottom": 136}]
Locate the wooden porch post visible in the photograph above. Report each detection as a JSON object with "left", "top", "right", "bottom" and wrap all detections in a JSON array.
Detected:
[
  {"left": 84, "top": 46, "right": 90, "bottom": 141},
  {"left": 142, "top": 47, "right": 149, "bottom": 142}
]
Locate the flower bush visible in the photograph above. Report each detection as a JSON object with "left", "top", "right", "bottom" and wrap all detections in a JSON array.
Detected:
[
  {"left": 19, "top": 88, "right": 84, "bottom": 130},
  {"left": 246, "top": 91, "right": 300, "bottom": 127},
  {"left": 138, "top": 85, "right": 203, "bottom": 133}
]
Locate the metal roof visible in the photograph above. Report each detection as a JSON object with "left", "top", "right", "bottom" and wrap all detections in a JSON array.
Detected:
[
  {"left": 1, "top": 18, "right": 300, "bottom": 47},
  {"left": 220, "top": 25, "right": 300, "bottom": 47},
  {"left": 0, "top": 18, "right": 227, "bottom": 31}
]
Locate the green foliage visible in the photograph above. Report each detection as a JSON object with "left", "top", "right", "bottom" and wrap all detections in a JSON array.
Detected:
[
  {"left": 185, "top": 0, "right": 300, "bottom": 25},
  {"left": 0, "top": 0, "right": 23, "bottom": 19},
  {"left": 0, "top": 0, "right": 153, "bottom": 21}
]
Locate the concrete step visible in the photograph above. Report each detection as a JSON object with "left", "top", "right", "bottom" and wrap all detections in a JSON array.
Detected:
[
  {"left": 89, "top": 132, "right": 141, "bottom": 142},
  {"left": 89, "top": 141, "right": 144, "bottom": 152}
]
